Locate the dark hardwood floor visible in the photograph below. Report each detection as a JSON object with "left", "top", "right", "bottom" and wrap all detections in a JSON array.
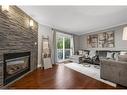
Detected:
[{"left": 8, "top": 64, "right": 125, "bottom": 89}]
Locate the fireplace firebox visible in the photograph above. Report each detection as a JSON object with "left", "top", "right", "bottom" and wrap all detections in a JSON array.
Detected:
[{"left": 3, "top": 52, "right": 30, "bottom": 85}]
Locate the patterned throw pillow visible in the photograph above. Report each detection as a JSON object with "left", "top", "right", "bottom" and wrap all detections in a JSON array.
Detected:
[
  {"left": 106, "top": 52, "right": 113, "bottom": 59},
  {"left": 114, "top": 53, "right": 119, "bottom": 61}
]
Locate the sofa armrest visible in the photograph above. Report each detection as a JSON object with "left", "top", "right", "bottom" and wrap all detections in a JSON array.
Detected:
[
  {"left": 101, "top": 59, "right": 127, "bottom": 87},
  {"left": 100, "top": 59, "right": 120, "bottom": 83}
]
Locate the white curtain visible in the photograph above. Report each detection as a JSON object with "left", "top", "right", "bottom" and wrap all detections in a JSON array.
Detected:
[
  {"left": 51, "top": 28, "right": 56, "bottom": 64},
  {"left": 71, "top": 35, "right": 75, "bottom": 55},
  {"left": 73, "top": 35, "right": 80, "bottom": 54}
]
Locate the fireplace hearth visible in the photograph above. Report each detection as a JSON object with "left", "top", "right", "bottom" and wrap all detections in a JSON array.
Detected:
[{"left": 3, "top": 52, "right": 30, "bottom": 85}]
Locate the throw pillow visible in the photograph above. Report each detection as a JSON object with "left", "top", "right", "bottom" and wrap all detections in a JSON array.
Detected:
[
  {"left": 114, "top": 53, "right": 119, "bottom": 61},
  {"left": 84, "top": 53, "right": 89, "bottom": 58},
  {"left": 89, "top": 50, "right": 96, "bottom": 58},
  {"left": 78, "top": 50, "right": 83, "bottom": 55},
  {"left": 106, "top": 52, "right": 113, "bottom": 59},
  {"left": 120, "top": 52, "right": 127, "bottom": 55}
]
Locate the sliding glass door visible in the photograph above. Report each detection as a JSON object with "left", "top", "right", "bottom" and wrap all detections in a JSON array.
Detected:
[
  {"left": 57, "top": 36, "right": 64, "bottom": 61},
  {"left": 64, "top": 37, "right": 71, "bottom": 59},
  {"left": 56, "top": 32, "right": 73, "bottom": 62}
]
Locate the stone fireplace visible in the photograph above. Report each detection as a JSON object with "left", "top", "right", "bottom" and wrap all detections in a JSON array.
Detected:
[
  {"left": 3, "top": 52, "right": 30, "bottom": 85},
  {"left": 0, "top": 6, "right": 38, "bottom": 87}
]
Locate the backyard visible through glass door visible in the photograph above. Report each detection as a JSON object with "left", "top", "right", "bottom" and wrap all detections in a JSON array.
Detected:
[
  {"left": 56, "top": 32, "right": 73, "bottom": 62},
  {"left": 64, "top": 37, "right": 71, "bottom": 59},
  {"left": 57, "top": 37, "right": 64, "bottom": 61}
]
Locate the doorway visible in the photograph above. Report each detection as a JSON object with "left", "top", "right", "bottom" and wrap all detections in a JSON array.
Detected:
[{"left": 56, "top": 32, "right": 74, "bottom": 62}]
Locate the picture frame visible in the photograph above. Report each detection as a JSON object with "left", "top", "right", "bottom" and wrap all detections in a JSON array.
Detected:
[{"left": 87, "top": 31, "right": 115, "bottom": 48}]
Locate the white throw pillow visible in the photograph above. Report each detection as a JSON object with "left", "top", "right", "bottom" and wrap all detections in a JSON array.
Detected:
[
  {"left": 89, "top": 50, "right": 96, "bottom": 58},
  {"left": 120, "top": 52, "right": 127, "bottom": 55},
  {"left": 114, "top": 53, "right": 119, "bottom": 61},
  {"left": 107, "top": 52, "right": 113, "bottom": 59},
  {"left": 78, "top": 50, "right": 83, "bottom": 55}
]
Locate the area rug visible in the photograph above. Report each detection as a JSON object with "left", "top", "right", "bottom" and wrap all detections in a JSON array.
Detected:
[{"left": 64, "top": 62, "right": 116, "bottom": 87}]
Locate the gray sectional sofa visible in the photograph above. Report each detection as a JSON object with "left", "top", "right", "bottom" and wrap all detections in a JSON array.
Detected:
[
  {"left": 100, "top": 54, "right": 127, "bottom": 87},
  {"left": 72, "top": 49, "right": 127, "bottom": 87}
]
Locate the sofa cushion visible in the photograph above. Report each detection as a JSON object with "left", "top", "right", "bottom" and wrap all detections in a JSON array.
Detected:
[{"left": 118, "top": 54, "right": 127, "bottom": 62}]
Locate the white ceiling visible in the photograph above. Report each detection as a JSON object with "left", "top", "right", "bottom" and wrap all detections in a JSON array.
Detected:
[{"left": 19, "top": 6, "right": 127, "bottom": 35}]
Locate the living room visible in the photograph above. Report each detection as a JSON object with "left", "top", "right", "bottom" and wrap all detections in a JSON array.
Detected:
[{"left": 1, "top": 3, "right": 127, "bottom": 92}]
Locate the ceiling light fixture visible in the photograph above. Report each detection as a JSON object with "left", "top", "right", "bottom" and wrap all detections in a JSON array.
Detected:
[{"left": 30, "top": 20, "right": 34, "bottom": 27}]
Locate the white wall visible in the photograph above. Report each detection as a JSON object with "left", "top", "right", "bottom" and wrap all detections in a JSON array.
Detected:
[
  {"left": 79, "top": 24, "right": 127, "bottom": 51},
  {"left": 38, "top": 24, "right": 54, "bottom": 67}
]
